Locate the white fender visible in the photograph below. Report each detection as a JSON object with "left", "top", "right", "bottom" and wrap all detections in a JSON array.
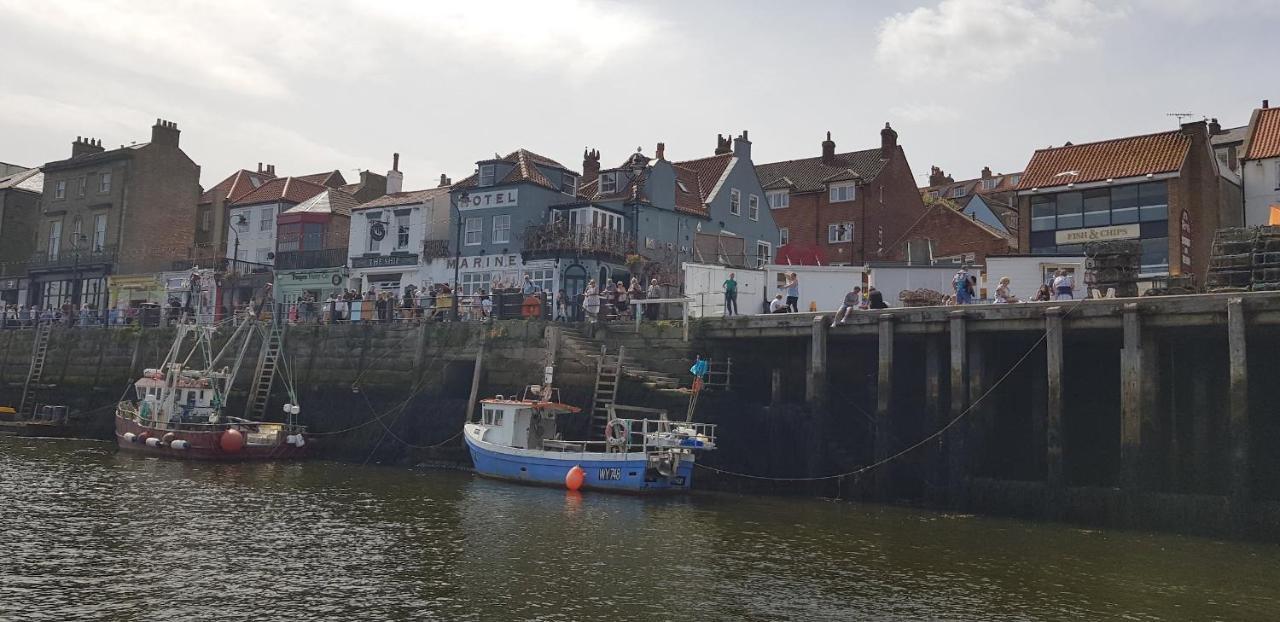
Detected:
[
  {"left": 145, "top": 437, "right": 162, "bottom": 447},
  {"left": 170, "top": 439, "right": 189, "bottom": 450},
  {"left": 123, "top": 432, "right": 137, "bottom": 443}
]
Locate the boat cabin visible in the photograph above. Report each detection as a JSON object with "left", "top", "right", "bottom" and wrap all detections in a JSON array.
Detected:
[
  {"left": 133, "top": 368, "right": 220, "bottom": 424},
  {"left": 473, "top": 386, "right": 576, "bottom": 450}
]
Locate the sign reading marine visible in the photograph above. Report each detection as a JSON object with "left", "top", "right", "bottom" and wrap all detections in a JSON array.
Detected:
[
  {"left": 459, "top": 189, "right": 518, "bottom": 211},
  {"left": 1054, "top": 223, "right": 1140, "bottom": 245}
]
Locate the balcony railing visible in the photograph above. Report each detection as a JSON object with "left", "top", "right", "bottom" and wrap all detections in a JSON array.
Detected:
[
  {"left": 171, "top": 258, "right": 273, "bottom": 276},
  {"left": 273, "top": 248, "right": 348, "bottom": 271},
  {"left": 521, "top": 224, "right": 634, "bottom": 262},
  {"left": 28, "top": 245, "right": 117, "bottom": 271}
]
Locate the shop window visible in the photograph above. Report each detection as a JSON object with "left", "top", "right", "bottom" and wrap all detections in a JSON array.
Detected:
[
  {"left": 1055, "top": 192, "right": 1083, "bottom": 229},
  {"left": 1138, "top": 182, "right": 1168, "bottom": 222},
  {"left": 1140, "top": 237, "right": 1170, "bottom": 274},
  {"left": 1082, "top": 189, "right": 1110, "bottom": 227},
  {"left": 1111, "top": 186, "right": 1139, "bottom": 224},
  {"left": 1031, "top": 196, "right": 1056, "bottom": 231}
]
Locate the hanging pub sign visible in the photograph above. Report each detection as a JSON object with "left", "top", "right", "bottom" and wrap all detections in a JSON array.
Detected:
[{"left": 1180, "top": 208, "right": 1193, "bottom": 273}]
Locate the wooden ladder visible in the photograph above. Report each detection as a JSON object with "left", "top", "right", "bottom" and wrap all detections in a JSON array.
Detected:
[
  {"left": 18, "top": 323, "right": 52, "bottom": 417},
  {"left": 590, "top": 345, "right": 625, "bottom": 439},
  {"left": 245, "top": 322, "right": 283, "bottom": 420}
]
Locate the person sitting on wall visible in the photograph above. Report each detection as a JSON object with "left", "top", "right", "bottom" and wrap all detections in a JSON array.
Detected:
[
  {"left": 867, "top": 286, "right": 888, "bottom": 309},
  {"left": 770, "top": 293, "right": 788, "bottom": 314},
  {"left": 832, "top": 286, "right": 863, "bottom": 326}
]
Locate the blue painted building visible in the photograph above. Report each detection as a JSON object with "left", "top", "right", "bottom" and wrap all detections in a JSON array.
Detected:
[{"left": 447, "top": 133, "right": 778, "bottom": 303}]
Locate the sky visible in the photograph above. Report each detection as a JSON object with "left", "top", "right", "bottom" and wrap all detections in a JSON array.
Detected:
[{"left": 0, "top": 0, "right": 1274, "bottom": 190}]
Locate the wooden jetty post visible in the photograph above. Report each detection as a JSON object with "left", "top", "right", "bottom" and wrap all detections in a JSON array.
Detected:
[
  {"left": 1045, "top": 307, "right": 1064, "bottom": 489},
  {"left": 947, "top": 311, "right": 967, "bottom": 504},
  {"left": 1227, "top": 297, "right": 1250, "bottom": 503},
  {"left": 806, "top": 316, "right": 828, "bottom": 409},
  {"left": 1120, "top": 303, "right": 1144, "bottom": 489},
  {"left": 465, "top": 338, "right": 486, "bottom": 423},
  {"left": 875, "top": 313, "right": 894, "bottom": 497},
  {"left": 924, "top": 334, "right": 943, "bottom": 502},
  {"left": 771, "top": 368, "right": 784, "bottom": 406}
]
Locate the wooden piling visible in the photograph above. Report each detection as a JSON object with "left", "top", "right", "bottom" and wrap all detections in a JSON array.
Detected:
[
  {"left": 966, "top": 333, "right": 987, "bottom": 477},
  {"left": 1045, "top": 307, "right": 1064, "bottom": 489},
  {"left": 1120, "top": 303, "right": 1143, "bottom": 489},
  {"left": 464, "top": 337, "right": 486, "bottom": 424},
  {"left": 806, "top": 316, "right": 828, "bottom": 409},
  {"left": 1226, "top": 297, "right": 1250, "bottom": 503},
  {"left": 771, "top": 368, "right": 783, "bottom": 406},
  {"left": 947, "top": 311, "right": 967, "bottom": 505},
  {"left": 924, "top": 335, "right": 943, "bottom": 501},
  {"left": 875, "top": 314, "right": 894, "bottom": 497}
]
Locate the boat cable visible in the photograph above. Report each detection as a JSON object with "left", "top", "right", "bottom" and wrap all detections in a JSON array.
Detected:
[
  {"left": 307, "top": 339, "right": 454, "bottom": 437},
  {"left": 357, "top": 389, "right": 464, "bottom": 450},
  {"left": 694, "top": 299, "right": 1086, "bottom": 483}
]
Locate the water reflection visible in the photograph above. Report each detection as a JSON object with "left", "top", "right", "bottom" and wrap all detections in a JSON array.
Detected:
[{"left": 1, "top": 437, "right": 1278, "bottom": 621}]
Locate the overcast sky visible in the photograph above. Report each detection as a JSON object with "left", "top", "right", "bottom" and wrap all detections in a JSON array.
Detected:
[{"left": 0, "top": 0, "right": 1273, "bottom": 190}]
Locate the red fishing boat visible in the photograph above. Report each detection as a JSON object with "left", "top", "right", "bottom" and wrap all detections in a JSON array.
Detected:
[{"left": 115, "top": 315, "right": 309, "bottom": 460}]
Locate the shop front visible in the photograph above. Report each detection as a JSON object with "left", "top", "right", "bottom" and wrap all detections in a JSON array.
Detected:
[
  {"left": 350, "top": 253, "right": 420, "bottom": 296},
  {"left": 0, "top": 276, "right": 27, "bottom": 308},
  {"left": 274, "top": 266, "right": 348, "bottom": 304}
]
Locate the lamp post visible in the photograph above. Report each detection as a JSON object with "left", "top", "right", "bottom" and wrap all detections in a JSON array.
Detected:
[
  {"left": 451, "top": 190, "right": 470, "bottom": 320},
  {"left": 230, "top": 213, "right": 247, "bottom": 266}
]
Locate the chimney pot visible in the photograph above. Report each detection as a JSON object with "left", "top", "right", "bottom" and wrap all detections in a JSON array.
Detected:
[
  {"left": 393, "top": 152, "right": 400, "bottom": 172},
  {"left": 1264, "top": 99, "right": 1270, "bottom": 109},
  {"left": 981, "top": 166, "right": 992, "bottom": 179},
  {"left": 655, "top": 142, "right": 665, "bottom": 160}
]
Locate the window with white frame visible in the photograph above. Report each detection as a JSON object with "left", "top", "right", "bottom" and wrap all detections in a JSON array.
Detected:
[
  {"left": 492, "top": 214, "right": 511, "bottom": 243},
  {"left": 755, "top": 241, "right": 771, "bottom": 268},
  {"left": 767, "top": 190, "right": 789, "bottom": 209},
  {"left": 100, "top": 171, "right": 111, "bottom": 193},
  {"left": 395, "top": 212, "right": 411, "bottom": 249},
  {"left": 928, "top": 190, "right": 940, "bottom": 199},
  {"left": 366, "top": 212, "right": 382, "bottom": 252},
  {"left": 461, "top": 271, "right": 491, "bottom": 295},
  {"left": 982, "top": 178, "right": 997, "bottom": 190},
  {"left": 730, "top": 189, "right": 741, "bottom": 215},
  {"left": 93, "top": 213, "right": 107, "bottom": 251},
  {"left": 259, "top": 207, "right": 273, "bottom": 232},
  {"left": 828, "top": 222, "right": 853, "bottom": 243},
  {"left": 748, "top": 194, "right": 759, "bottom": 221},
  {"left": 479, "top": 164, "right": 496, "bottom": 187},
  {"left": 528, "top": 267, "right": 554, "bottom": 293},
  {"left": 561, "top": 172, "right": 576, "bottom": 195},
  {"left": 952, "top": 186, "right": 966, "bottom": 198},
  {"left": 54, "top": 180, "right": 65, "bottom": 200},
  {"left": 600, "top": 172, "right": 617, "bottom": 193},
  {"left": 465, "top": 217, "right": 482, "bottom": 245},
  {"left": 829, "top": 183, "right": 856, "bottom": 203},
  {"left": 779, "top": 227, "right": 790, "bottom": 246},
  {"left": 47, "top": 220, "right": 61, "bottom": 259},
  {"left": 1009, "top": 174, "right": 1021, "bottom": 186}
]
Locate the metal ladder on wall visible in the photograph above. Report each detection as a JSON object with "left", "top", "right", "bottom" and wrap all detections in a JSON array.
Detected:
[
  {"left": 245, "top": 322, "right": 283, "bottom": 420},
  {"left": 590, "top": 345, "right": 625, "bottom": 439},
  {"left": 18, "top": 323, "right": 52, "bottom": 417}
]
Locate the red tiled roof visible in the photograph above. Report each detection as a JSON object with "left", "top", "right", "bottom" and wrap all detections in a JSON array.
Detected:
[
  {"left": 1015, "top": 130, "right": 1189, "bottom": 190},
  {"left": 200, "top": 169, "right": 275, "bottom": 205},
  {"left": 671, "top": 164, "right": 709, "bottom": 216},
  {"left": 230, "top": 176, "right": 328, "bottom": 207},
  {"left": 674, "top": 153, "right": 733, "bottom": 202},
  {"left": 921, "top": 171, "right": 1023, "bottom": 197},
  {"left": 1245, "top": 107, "right": 1280, "bottom": 161},
  {"left": 454, "top": 149, "right": 575, "bottom": 191}
]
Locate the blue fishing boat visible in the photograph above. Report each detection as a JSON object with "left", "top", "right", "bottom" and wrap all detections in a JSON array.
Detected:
[{"left": 463, "top": 384, "right": 717, "bottom": 493}]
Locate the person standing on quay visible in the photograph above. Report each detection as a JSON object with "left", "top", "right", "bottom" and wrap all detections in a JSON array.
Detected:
[
  {"left": 583, "top": 279, "right": 601, "bottom": 324},
  {"left": 646, "top": 278, "right": 661, "bottom": 321},
  {"left": 722, "top": 272, "right": 739, "bottom": 316},
  {"left": 783, "top": 272, "right": 800, "bottom": 313}
]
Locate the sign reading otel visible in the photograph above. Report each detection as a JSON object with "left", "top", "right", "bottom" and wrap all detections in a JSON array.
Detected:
[
  {"left": 459, "top": 189, "right": 518, "bottom": 211},
  {"left": 1054, "top": 223, "right": 1141, "bottom": 245}
]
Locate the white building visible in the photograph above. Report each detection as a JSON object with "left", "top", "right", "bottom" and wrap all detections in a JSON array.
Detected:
[
  {"left": 1243, "top": 102, "right": 1280, "bottom": 226},
  {"left": 348, "top": 183, "right": 453, "bottom": 295},
  {"left": 225, "top": 176, "right": 329, "bottom": 264}
]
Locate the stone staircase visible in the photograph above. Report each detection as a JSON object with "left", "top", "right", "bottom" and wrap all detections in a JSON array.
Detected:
[{"left": 558, "top": 325, "right": 732, "bottom": 396}]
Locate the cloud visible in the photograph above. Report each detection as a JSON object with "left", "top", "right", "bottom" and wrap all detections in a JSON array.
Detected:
[
  {"left": 875, "top": 0, "right": 1124, "bottom": 83},
  {"left": 889, "top": 102, "right": 961, "bottom": 124}
]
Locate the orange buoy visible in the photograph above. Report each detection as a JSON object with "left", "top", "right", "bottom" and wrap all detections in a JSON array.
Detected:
[
  {"left": 220, "top": 429, "right": 245, "bottom": 454},
  {"left": 565, "top": 465, "right": 585, "bottom": 491}
]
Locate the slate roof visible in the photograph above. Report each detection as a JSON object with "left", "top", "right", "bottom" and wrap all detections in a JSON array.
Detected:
[
  {"left": 921, "top": 171, "right": 1023, "bottom": 198},
  {"left": 199, "top": 169, "right": 275, "bottom": 205},
  {"left": 453, "top": 149, "right": 575, "bottom": 191},
  {"left": 230, "top": 176, "right": 328, "bottom": 207},
  {"left": 1211, "top": 125, "right": 1250, "bottom": 147},
  {"left": 284, "top": 187, "right": 358, "bottom": 217},
  {"left": 1015, "top": 130, "right": 1190, "bottom": 190},
  {"left": 1245, "top": 107, "right": 1280, "bottom": 161},
  {"left": 42, "top": 143, "right": 146, "bottom": 171},
  {"left": 0, "top": 167, "right": 43, "bottom": 193},
  {"left": 576, "top": 150, "right": 725, "bottom": 217},
  {"left": 297, "top": 170, "right": 346, "bottom": 187},
  {"left": 754, "top": 147, "right": 888, "bottom": 193},
  {"left": 355, "top": 186, "right": 452, "bottom": 210}
]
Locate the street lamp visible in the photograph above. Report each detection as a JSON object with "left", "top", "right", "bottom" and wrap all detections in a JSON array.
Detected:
[
  {"left": 451, "top": 190, "right": 471, "bottom": 320},
  {"left": 231, "top": 213, "right": 247, "bottom": 265}
]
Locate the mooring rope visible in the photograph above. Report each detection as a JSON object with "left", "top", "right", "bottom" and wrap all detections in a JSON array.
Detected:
[{"left": 696, "top": 298, "right": 1087, "bottom": 483}]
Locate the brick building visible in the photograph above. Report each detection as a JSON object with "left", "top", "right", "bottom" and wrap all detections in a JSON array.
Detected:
[
  {"left": 896, "top": 198, "right": 1014, "bottom": 266},
  {"left": 755, "top": 124, "right": 928, "bottom": 265},
  {"left": 0, "top": 166, "right": 42, "bottom": 305},
  {"left": 920, "top": 165, "right": 1022, "bottom": 240},
  {"left": 1015, "top": 121, "right": 1239, "bottom": 281},
  {"left": 194, "top": 164, "right": 277, "bottom": 264},
  {"left": 31, "top": 119, "right": 200, "bottom": 311}
]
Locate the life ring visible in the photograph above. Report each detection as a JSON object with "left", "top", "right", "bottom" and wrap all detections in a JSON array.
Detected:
[
  {"left": 521, "top": 295, "right": 541, "bottom": 318},
  {"left": 605, "top": 420, "right": 629, "bottom": 452}
]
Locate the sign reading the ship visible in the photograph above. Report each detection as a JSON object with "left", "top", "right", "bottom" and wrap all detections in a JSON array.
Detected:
[
  {"left": 459, "top": 189, "right": 518, "bottom": 211},
  {"left": 598, "top": 467, "right": 622, "bottom": 481},
  {"left": 1054, "top": 223, "right": 1141, "bottom": 245}
]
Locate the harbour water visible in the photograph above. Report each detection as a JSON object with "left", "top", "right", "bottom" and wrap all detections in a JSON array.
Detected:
[{"left": 3, "top": 437, "right": 1278, "bottom": 621}]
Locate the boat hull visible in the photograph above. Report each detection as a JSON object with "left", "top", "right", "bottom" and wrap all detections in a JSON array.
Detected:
[
  {"left": 114, "top": 414, "right": 309, "bottom": 461},
  {"left": 464, "top": 428, "right": 694, "bottom": 493}
]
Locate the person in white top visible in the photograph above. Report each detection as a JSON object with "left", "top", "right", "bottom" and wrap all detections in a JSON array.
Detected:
[
  {"left": 994, "top": 277, "right": 1019, "bottom": 304},
  {"left": 1051, "top": 270, "right": 1074, "bottom": 300},
  {"left": 769, "top": 294, "right": 788, "bottom": 313}
]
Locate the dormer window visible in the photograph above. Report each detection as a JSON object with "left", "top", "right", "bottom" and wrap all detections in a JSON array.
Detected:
[
  {"left": 982, "top": 178, "right": 997, "bottom": 190},
  {"left": 561, "top": 172, "right": 577, "bottom": 195},
  {"left": 928, "top": 190, "right": 940, "bottom": 199},
  {"left": 951, "top": 186, "right": 966, "bottom": 198},
  {"left": 767, "top": 190, "right": 789, "bottom": 209},
  {"left": 600, "top": 172, "right": 617, "bottom": 193},
  {"left": 479, "top": 164, "right": 496, "bottom": 187}
]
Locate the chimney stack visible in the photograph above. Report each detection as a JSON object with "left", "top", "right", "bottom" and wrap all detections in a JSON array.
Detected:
[
  {"left": 981, "top": 166, "right": 992, "bottom": 179},
  {"left": 714, "top": 134, "right": 732, "bottom": 155},
  {"left": 258, "top": 162, "right": 264, "bottom": 173},
  {"left": 267, "top": 164, "right": 275, "bottom": 176},
  {"left": 439, "top": 174, "right": 452, "bottom": 188},
  {"left": 928, "top": 166, "right": 949, "bottom": 187},
  {"left": 386, "top": 152, "right": 404, "bottom": 194},
  {"left": 1264, "top": 99, "right": 1270, "bottom": 109},
  {"left": 582, "top": 148, "right": 601, "bottom": 181},
  {"left": 151, "top": 118, "right": 181, "bottom": 148},
  {"left": 72, "top": 136, "right": 105, "bottom": 158},
  {"left": 880, "top": 122, "right": 898, "bottom": 158},
  {"left": 732, "top": 130, "right": 751, "bottom": 160},
  {"left": 821, "top": 131, "right": 836, "bottom": 165},
  {"left": 1208, "top": 118, "right": 1221, "bottom": 135},
  {"left": 655, "top": 142, "right": 665, "bottom": 161}
]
